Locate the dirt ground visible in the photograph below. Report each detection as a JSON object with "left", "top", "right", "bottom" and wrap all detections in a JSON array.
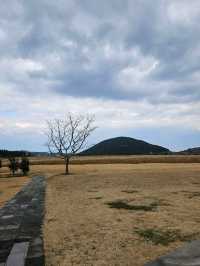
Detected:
[
  {"left": 37, "top": 163, "right": 200, "bottom": 266},
  {"left": 0, "top": 167, "right": 29, "bottom": 207}
]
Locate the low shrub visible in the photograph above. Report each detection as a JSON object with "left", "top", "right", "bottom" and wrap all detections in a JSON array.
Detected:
[
  {"left": 19, "top": 157, "right": 30, "bottom": 176},
  {"left": 8, "top": 157, "right": 19, "bottom": 176}
]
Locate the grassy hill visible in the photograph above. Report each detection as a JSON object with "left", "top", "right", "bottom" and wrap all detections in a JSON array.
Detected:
[{"left": 81, "top": 136, "right": 170, "bottom": 155}]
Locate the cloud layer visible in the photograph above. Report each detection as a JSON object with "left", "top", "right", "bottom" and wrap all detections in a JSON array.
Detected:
[{"left": 1, "top": 0, "right": 200, "bottom": 150}]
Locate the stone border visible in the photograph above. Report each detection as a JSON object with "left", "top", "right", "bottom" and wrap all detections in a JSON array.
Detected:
[
  {"left": 145, "top": 240, "right": 200, "bottom": 266},
  {"left": 0, "top": 176, "right": 45, "bottom": 265}
]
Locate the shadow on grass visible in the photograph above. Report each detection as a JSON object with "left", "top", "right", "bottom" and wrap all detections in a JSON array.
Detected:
[
  {"left": 46, "top": 172, "right": 75, "bottom": 181},
  {"left": 135, "top": 228, "right": 199, "bottom": 246},
  {"left": 178, "top": 191, "right": 200, "bottom": 199},
  {"left": 121, "top": 190, "right": 139, "bottom": 194},
  {"left": 89, "top": 196, "right": 103, "bottom": 200},
  {"left": 191, "top": 182, "right": 200, "bottom": 185},
  {"left": 106, "top": 200, "right": 158, "bottom": 211},
  {"left": 188, "top": 192, "right": 200, "bottom": 199}
]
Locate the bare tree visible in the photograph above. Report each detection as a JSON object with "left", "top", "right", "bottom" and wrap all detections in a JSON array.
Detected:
[{"left": 46, "top": 113, "right": 96, "bottom": 174}]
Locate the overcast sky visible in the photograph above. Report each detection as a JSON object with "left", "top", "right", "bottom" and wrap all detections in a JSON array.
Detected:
[{"left": 1, "top": 0, "right": 200, "bottom": 151}]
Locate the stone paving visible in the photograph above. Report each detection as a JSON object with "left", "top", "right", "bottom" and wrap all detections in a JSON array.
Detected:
[
  {"left": 0, "top": 175, "right": 45, "bottom": 266},
  {"left": 145, "top": 240, "right": 200, "bottom": 266}
]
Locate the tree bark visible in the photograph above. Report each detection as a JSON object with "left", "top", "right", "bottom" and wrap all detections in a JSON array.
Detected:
[{"left": 64, "top": 156, "right": 69, "bottom": 175}]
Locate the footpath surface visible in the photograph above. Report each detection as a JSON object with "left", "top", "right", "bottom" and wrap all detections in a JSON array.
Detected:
[
  {"left": 0, "top": 175, "right": 45, "bottom": 266},
  {"left": 145, "top": 240, "right": 200, "bottom": 266}
]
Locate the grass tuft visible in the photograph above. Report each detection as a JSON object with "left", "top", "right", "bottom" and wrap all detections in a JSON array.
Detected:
[
  {"left": 106, "top": 200, "right": 158, "bottom": 211},
  {"left": 188, "top": 192, "right": 200, "bottom": 199},
  {"left": 89, "top": 197, "right": 103, "bottom": 200},
  {"left": 135, "top": 228, "right": 199, "bottom": 246},
  {"left": 121, "top": 190, "right": 138, "bottom": 194}
]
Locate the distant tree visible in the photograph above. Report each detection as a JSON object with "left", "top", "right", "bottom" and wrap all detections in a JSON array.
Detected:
[
  {"left": 0, "top": 159, "right": 2, "bottom": 168},
  {"left": 8, "top": 158, "right": 19, "bottom": 176},
  {"left": 20, "top": 157, "right": 30, "bottom": 176},
  {"left": 46, "top": 113, "right": 96, "bottom": 174}
]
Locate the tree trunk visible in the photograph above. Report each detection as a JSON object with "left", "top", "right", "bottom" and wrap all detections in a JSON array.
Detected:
[{"left": 64, "top": 156, "right": 69, "bottom": 175}]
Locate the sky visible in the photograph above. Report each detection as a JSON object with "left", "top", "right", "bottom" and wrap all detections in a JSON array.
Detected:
[{"left": 0, "top": 0, "right": 200, "bottom": 152}]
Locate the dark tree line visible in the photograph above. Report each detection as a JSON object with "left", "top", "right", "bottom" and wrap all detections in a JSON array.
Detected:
[{"left": 0, "top": 150, "right": 31, "bottom": 158}]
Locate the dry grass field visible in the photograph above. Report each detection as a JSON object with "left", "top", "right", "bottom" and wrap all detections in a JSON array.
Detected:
[
  {"left": 2, "top": 155, "right": 200, "bottom": 167},
  {"left": 35, "top": 162, "right": 200, "bottom": 266},
  {"left": 1, "top": 157, "right": 200, "bottom": 265},
  {"left": 29, "top": 154, "right": 200, "bottom": 165}
]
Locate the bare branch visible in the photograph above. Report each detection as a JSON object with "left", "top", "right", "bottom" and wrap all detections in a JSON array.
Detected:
[{"left": 45, "top": 113, "right": 96, "bottom": 173}]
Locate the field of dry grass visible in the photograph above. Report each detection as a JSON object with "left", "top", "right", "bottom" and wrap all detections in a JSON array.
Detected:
[
  {"left": 1, "top": 157, "right": 200, "bottom": 265},
  {"left": 30, "top": 154, "right": 200, "bottom": 165},
  {"left": 2, "top": 155, "right": 200, "bottom": 167},
  {"left": 37, "top": 162, "right": 200, "bottom": 266}
]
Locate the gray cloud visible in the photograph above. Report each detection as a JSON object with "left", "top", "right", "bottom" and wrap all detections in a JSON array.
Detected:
[{"left": 1, "top": 0, "right": 200, "bottom": 104}]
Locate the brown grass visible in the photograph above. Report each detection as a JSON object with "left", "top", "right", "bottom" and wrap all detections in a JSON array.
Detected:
[
  {"left": 31, "top": 154, "right": 200, "bottom": 165},
  {"left": 0, "top": 167, "right": 29, "bottom": 207},
  {"left": 38, "top": 163, "right": 200, "bottom": 266},
  {"left": 2, "top": 155, "right": 200, "bottom": 167}
]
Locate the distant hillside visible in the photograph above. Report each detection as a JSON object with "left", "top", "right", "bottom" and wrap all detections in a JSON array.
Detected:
[
  {"left": 81, "top": 137, "right": 170, "bottom": 155},
  {"left": 179, "top": 147, "right": 200, "bottom": 155},
  {"left": 30, "top": 152, "right": 49, "bottom": 157}
]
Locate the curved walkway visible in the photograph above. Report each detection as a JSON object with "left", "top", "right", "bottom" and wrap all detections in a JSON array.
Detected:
[{"left": 0, "top": 175, "right": 45, "bottom": 266}]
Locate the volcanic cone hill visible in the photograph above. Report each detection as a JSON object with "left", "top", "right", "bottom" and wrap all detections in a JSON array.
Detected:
[{"left": 81, "top": 137, "right": 170, "bottom": 155}]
